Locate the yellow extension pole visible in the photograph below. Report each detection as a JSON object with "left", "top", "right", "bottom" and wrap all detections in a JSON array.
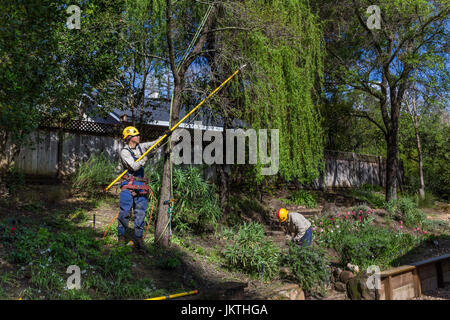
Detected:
[
  {"left": 104, "top": 65, "right": 246, "bottom": 192},
  {"left": 145, "top": 289, "right": 199, "bottom": 300}
]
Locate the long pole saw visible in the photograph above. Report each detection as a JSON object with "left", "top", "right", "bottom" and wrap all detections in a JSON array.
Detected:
[{"left": 104, "top": 64, "right": 247, "bottom": 192}]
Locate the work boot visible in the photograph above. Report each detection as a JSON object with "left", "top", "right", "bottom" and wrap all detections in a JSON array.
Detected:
[
  {"left": 133, "top": 237, "right": 147, "bottom": 252},
  {"left": 118, "top": 235, "right": 126, "bottom": 245}
]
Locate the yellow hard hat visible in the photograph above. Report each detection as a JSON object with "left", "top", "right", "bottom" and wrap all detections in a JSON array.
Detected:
[
  {"left": 277, "top": 208, "right": 288, "bottom": 223},
  {"left": 122, "top": 126, "right": 140, "bottom": 140}
]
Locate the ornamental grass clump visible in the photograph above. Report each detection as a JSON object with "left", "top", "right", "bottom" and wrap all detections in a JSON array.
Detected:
[{"left": 223, "top": 222, "right": 280, "bottom": 280}]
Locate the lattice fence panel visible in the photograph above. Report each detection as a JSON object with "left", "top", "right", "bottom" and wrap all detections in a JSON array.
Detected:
[{"left": 39, "top": 118, "right": 166, "bottom": 140}]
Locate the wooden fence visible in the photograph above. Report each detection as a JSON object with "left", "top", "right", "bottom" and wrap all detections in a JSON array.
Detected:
[{"left": 11, "top": 119, "right": 396, "bottom": 188}]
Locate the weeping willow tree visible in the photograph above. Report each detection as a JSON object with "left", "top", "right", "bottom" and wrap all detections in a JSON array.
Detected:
[{"left": 210, "top": 0, "right": 325, "bottom": 185}]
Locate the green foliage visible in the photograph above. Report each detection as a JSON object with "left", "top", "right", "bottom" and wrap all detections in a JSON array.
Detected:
[
  {"left": 156, "top": 255, "right": 182, "bottom": 270},
  {"left": 72, "top": 153, "right": 118, "bottom": 189},
  {"left": 414, "top": 191, "right": 436, "bottom": 209},
  {"left": 336, "top": 227, "right": 417, "bottom": 271},
  {"left": 218, "top": 0, "right": 325, "bottom": 184},
  {"left": 313, "top": 211, "right": 424, "bottom": 271},
  {"left": 0, "top": 0, "right": 124, "bottom": 157},
  {"left": 288, "top": 190, "right": 317, "bottom": 208},
  {"left": 223, "top": 222, "right": 280, "bottom": 280},
  {"left": 399, "top": 102, "right": 449, "bottom": 201},
  {"left": 1, "top": 217, "right": 167, "bottom": 300},
  {"left": 146, "top": 164, "right": 222, "bottom": 234},
  {"left": 415, "top": 115, "right": 448, "bottom": 200},
  {"left": 281, "top": 243, "right": 330, "bottom": 295},
  {"left": 226, "top": 194, "right": 267, "bottom": 226},
  {"left": 4, "top": 166, "right": 25, "bottom": 195},
  {"left": 347, "top": 188, "right": 386, "bottom": 209},
  {"left": 385, "top": 197, "right": 427, "bottom": 228}
]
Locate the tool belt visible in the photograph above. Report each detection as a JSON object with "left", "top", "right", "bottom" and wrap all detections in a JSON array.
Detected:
[{"left": 121, "top": 174, "right": 150, "bottom": 196}]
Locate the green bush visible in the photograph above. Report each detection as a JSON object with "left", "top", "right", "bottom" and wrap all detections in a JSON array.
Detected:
[
  {"left": 281, "top": 243, "right": 331, "bottom": 295},
  {"left": 348, "top": 188, "right": 385, "bottom": 208},
  {"left": 72, "top": 152, "right": 117, "bottom": 189},
  {"left": 5, "top": 166, "right": 25, "bottom": 195},
  {"left": 289, "top": 190, "right": 317, "bottom": 208},
  {"left": 314, "top": 213, "right": 423, "bottom": 270},
  {"left": 334, "top": 226, "right": 417, "bottom": 270},
  {"left": 146, "top": 164, "right": 222, "bottom": 234},
  {"left": 223, "top": 222, "right": 280, "bottom": 280},
  {"left": 413, "top": 191, "right": 436, "bottom": 208},
  {"left": 385, "top": 197, "right": 427, "bottom": 228}
]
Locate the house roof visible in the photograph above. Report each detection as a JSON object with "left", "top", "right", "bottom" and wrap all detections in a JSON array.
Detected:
[{"left": 89, "top": 98, "right": 245, "bottom": 131}]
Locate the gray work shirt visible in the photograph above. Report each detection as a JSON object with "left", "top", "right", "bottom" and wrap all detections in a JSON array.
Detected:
[
  {"left": 285, "top": 212, "right": 312, "bottom": 244},
  {"left": 120, "top": 137, "right": 162, "bottom": 172}
]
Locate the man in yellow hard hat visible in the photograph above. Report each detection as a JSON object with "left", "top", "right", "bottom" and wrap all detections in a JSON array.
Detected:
[
  {"left": 118, "top": 126, "right": 165, "bottom": 251},
  {"left": 277, "top": 208, "right": 313, "bottom": 247}
]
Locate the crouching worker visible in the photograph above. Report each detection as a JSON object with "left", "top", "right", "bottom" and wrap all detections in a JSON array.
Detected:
[
  {"left": 277, "top": 208, "right": 313, "bottom": 247},
  {"left": 118, "top": 126, "right": 164, "bottom": 251}
]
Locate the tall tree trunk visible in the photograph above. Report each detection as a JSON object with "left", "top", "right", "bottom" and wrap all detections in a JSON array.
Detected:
[
  {"left": 218, "top": 116, "right": 232, "bottom": 208},
  {"left": 385, "top": 123, "right": 399, "bottom": 202},
  {"left": 415, "top": 125, "right": 425, "bottom": 199},
  {"left": 154, "top": 83, "right": 182, "bottom": 248},
  {"left": 411, "top": 94, "right": 425, "bottom": 199},
  {"left": 0, "top": 129, "right": 9, "bottom": 194},
  {"left": 155, "top": 148, "right": 172, "bottom": 247}
]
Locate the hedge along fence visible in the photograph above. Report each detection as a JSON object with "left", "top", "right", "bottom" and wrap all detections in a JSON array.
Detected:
[{"left": 10, "top": 119, "right": 400, "bottom": 189}]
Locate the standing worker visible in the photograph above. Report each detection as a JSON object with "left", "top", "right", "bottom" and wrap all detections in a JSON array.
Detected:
[
  {"left": 277, "top": 208, "right": 313, "bottom": 247},
  {"left": 118, "top": 126, "right": 164, "bottom": 251}
]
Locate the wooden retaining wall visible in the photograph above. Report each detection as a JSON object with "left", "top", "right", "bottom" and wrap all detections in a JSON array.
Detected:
[{"left": 378, "top": 254, "right": 450, "bottom": 300}]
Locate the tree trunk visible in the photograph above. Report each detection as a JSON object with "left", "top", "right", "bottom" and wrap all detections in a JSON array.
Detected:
[
  {"left": 154, "top": 148, "right": 172, "bottom": 247},
  {"left": 217, "top": 165, "right": 229, "bottom": 208},
  {"left": 0, "top": 129, "right": 9, "bottom": 177},
  {"left": 414, "top": 123, "right": 425, "bottom": 199},
  {"left": 410, "top": 94, "right": 425, "bottom": 200},
  {"left": 0, "top": 129, "right": 9, "bottom": 194},
  {"left": 154, "top": 80, "right": 183, "bottom": 247},
  {"left": 385, "top": 132, "right": 399, "bottom": 202},
  {"left": 217, "top": 116, "right": 232, "bottom": 208}
]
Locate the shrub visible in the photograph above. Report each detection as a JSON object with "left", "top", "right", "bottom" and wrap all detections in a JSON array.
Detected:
[
  {"left": 223, "top": 222, "right": 280, "bottom": 280},
  {"left": 146, "top": 164, "right": 222, "bottom": 234},
  {"left": 348, "top": 188, "right": 385, "bottom": 208},
  {"left": 333, "top": 226, "right": 416, "bottom": 270},
  {"left": 313, "top": 212, "right": 422, "bottom": 270},
  {"left": 4, "top": 166, "right": 25, "bottom": 195},
  {"left": 281, "top": 243, "right": 330, "bottom": 295},
  {"left": 289, "top": 190, "right": 317, "bottom": 208},
  {"left": 385, "top": 197, "right": 427, "bottom": 228},
  {"left": 413, "top": 191, "right": 436, "bottom": 209}
]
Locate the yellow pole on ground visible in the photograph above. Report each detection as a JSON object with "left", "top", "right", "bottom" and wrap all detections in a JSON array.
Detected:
[
  {"left": 145, "top": 289, "right": 199, "bottom": 300},
  {"left": 104, "top": 65, "right": 246, "bottom": 192}
]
